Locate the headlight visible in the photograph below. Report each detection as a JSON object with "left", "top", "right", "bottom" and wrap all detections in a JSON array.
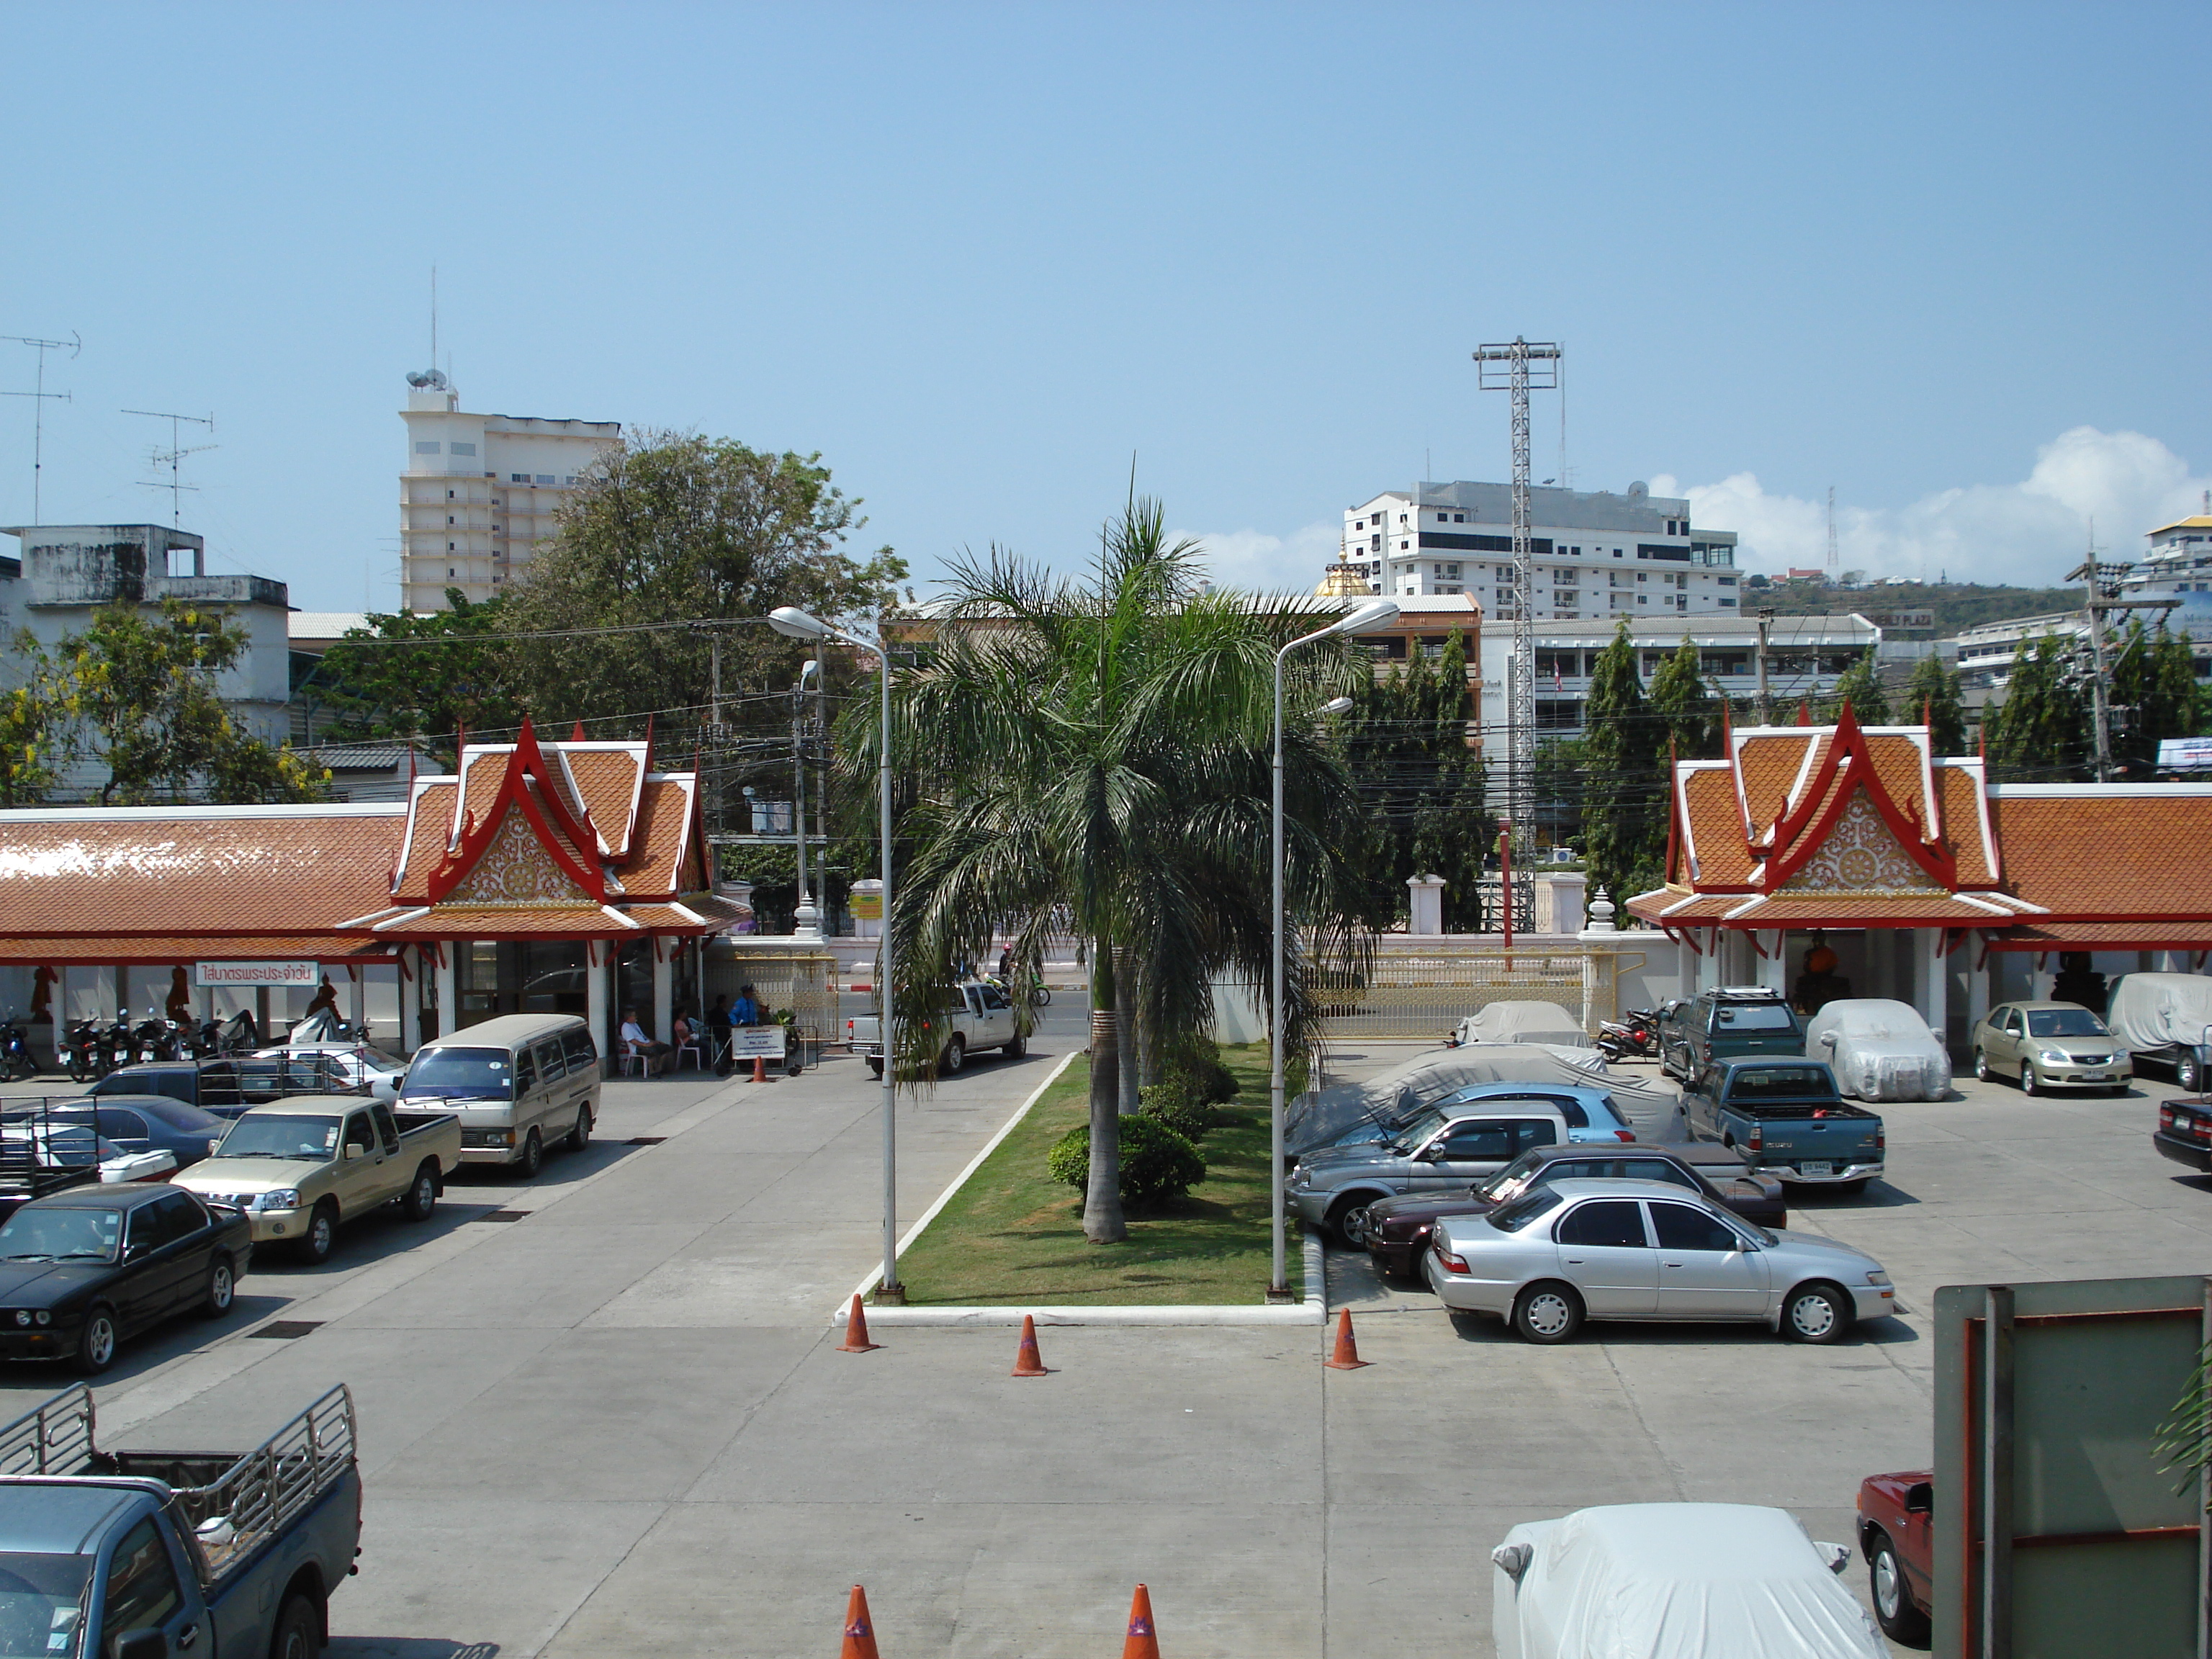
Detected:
[
  {"left": 253, "top": 1189, "right": 302, "bottom": 1212},
  {"left": 1865, "top": 1270, "right": 1892, "bottom": 1286},
  {"left": 12, "top": 1310, "right": 27, "bottom": 1328},
  {"left": 2038, "top": 1049, "right": 2069, "bottom": 1065},
  {"left": 1290, "top": 1169, "right": 1311, "bottom": 1189},
  {"left": 35, "top": 1311, "right": 50, "bottom": 1326}
]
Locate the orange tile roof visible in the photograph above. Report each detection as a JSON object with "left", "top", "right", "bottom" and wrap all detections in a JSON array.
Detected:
[
  {"left": 372, "top": 905, "right": 652, "bottom": 938},
  {"left": 618, "top": 778, "right": 699, "bottom": 899},
  {"left": 1938, "top": 765, "right": 1995, "bottom": 885},
  {"left": 1736, "top": 735, "right": 1813, "bottom": 837},
  {"left": 1681, "top": 769, "right": 1756, "bottom": 886},
  {"left": 1990, "top": 921, "right": 2212, "bottom": 950},
  {"left": 1990, "top": 794, "right": 2212, "bottom": 916},
  {"left": 564, "top": 747, "right": 644, "bottom": 857},
  {"left": 1863, "top": 734, "right": 1931, "bottom": 834}
]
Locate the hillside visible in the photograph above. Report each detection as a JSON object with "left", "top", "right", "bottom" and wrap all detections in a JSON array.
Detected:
[{"left": 1743, "top": 577, "right": 2079, "bottom": 634}]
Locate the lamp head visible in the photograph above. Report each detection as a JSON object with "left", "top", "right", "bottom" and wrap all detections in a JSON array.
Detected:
[
  {"left": 1328, "top": 598, "right": 1400, "bottom": 637},
  {"left": 1320, "top": 696, "right": 1356, "bottom": 716},
  {"left": 768, "top": 606, "right": 830, "bottom": 640},
  {"left": 799, "top": 658, "right": 820, "bottom": 686}
]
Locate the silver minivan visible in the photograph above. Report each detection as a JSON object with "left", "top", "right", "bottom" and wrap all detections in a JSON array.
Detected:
[{"left": 399, "top": 1014, "right": 601, "bottom": 1176}]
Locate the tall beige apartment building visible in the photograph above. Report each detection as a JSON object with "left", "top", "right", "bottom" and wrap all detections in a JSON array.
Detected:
[{"left": 399, "top": 371, "right": 621, "bottom": 611}]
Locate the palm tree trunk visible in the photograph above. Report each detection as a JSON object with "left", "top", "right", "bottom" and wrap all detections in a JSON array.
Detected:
[
  {"left": 1114, "top": 950, "right": 1140, "bottom": 1116},
  {"left": 1084, "top": 937, "right": 1127, "bottom": 1243}
]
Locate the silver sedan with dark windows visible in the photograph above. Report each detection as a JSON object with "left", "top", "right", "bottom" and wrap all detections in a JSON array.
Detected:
[
  {"left": 1424, "top": 1178, "right": 1896, "bottom": 1345},
  {"left": 1970, "top": 1001, "right": 2131, "bottom": 1094}
]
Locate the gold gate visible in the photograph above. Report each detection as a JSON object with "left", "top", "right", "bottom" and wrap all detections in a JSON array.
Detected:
[{"left": 1314, "top": 943, "right": 1642, "bottom": 1043}]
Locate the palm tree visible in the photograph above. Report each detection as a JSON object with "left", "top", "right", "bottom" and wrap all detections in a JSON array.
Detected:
[{"left": 852, "top": 498, "right": 1372, "bottom": 1243}]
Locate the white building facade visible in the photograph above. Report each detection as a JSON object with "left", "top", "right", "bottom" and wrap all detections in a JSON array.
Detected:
[
  {"left": 1341, "top": 479, "right": 1742, "bottom": 616},
  {"left": 2121, "top": 504, "right": 2212, "bottom": 601},
  {"left": 399, "top": 372, "right": 621, "bottom": 611}
]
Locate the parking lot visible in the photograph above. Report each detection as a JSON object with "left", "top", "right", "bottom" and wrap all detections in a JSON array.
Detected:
[{"left": 3, "top": 1036, "right": 2208, "bottom": 1655}]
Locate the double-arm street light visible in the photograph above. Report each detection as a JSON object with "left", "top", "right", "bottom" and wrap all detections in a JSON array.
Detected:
[
  {"left": 1270, "top": 598, "right": 1398, "bottom": 1300},
  {"left": 768, "top": 606, "right": 904, "bottom": 1302}
]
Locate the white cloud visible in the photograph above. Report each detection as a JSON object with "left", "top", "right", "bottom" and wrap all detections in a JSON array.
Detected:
[
  {"left": 1178, "top": 521, "right": 1345, "bottom": 595},
  {"left": 1651, "top": 428, "right": 2212, "bottom": 586}
]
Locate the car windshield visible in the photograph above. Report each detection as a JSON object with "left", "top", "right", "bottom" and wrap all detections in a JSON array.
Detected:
[
  {"left": 1728, "top": 1066, "right": 1837, "bottom": 1100},
  {"left": 2026, "top": 1008, "right": 2110, "bottom": 1038},
  {"left": 1487, "top": 1187, "right": 1565, "bottom": 1233},
  {"left": 403, "top": 1048, "right": 513, "bottom": 1098},
  {"left": 214, "top": 1115, "right": 341, "bottom": 1160},
  {"left": 1388, "top": 1109, "right": 1450, "bottom": 1153},
  {"left": 1475, "top": 1149, "right": 1550, "bottom": 1200},
  {"left": 0, "top": 1208, "right": 120, "bottom": 1264},
  {"left": 1715, "top": 1002, "right": 1795, "bottom": 1030},
  {"left": 0, "top": 1552, "right": 91, "bottom": 1659}
]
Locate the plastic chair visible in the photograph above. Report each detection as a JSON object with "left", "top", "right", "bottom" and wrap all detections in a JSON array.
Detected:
[
  {"left": 617, "top": 1046, "right": 644, "bottom": 1078},
  {"left": 674, "top": 1035, "right": 703, "bottom": 1071}
]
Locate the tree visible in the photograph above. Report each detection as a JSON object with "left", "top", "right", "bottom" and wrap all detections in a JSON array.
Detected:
[
  {"left": 1342, "top": 631, "right": 1493, "bottom": 930},
  {"left": 1824, "top": 648, "right": 1891, "bottom": 725},
  {"left": 2111, "top": 621, "right": 2203, "bottom": 777},
  {"left": 502, "top": 432, "right": 907, "bottom": 734},
  {"left": 1903, "top": 652, "right": 1968, "bottom": 755},
  {"left": 1647, "top": 635, "right": 1721, "bottom": 759},
  {"left": 1581, "top": 621, "right": 1667, "bottom": 904},
  {"left": 315, "top": 590, "right": 523, "bottom": 764},
  {"left": 1990, "top": 634, "right": 2088, "bottom": 782},
  {"left": 45, "top": 600, "right": 327, "bottom": 805},
  {"left": 860, "top": 498, "right": 1370, "bottom": 1245},
  {"left": 0, "top": 657, "right": 74, "bottom": 806}
]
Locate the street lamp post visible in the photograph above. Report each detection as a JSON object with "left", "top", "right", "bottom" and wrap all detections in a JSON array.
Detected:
[
  {"left": 769, "top": 606, "right": 903, "bottom": 1302},
  {"left": 1270, "top": 598, "right": 1398, "bottom": 1300}
]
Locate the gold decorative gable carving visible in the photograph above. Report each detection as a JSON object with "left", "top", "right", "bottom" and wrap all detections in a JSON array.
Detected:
[
  {"left": 444, "top": 811, "right": 593, "bottom": 907},
  {"left": 1777, "top": 789, "right": 1943, "bottom": 895}
]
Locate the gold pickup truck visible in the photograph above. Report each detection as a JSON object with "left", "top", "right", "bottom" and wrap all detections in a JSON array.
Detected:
[{"left": 174, "top": 1097, "right": 464, "bottom": 1263}]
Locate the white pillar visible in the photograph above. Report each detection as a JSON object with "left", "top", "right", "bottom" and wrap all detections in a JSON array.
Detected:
[
  {"left": 433, "top": 946, "right": 457, "bottom": 1042},
  {"left": 1966, "top": 936, "right": 1990, "bottom": 1046},
  {"left": 349, "top": 969, "right": 367, "bottom": 1041},
  {"left": 1755, "top": 931, "right": 1788, "bottom": 995},
  {"left": 585, "top": 944, "right": 610, "bottom": 1076},
  {"left": 652, "top": 943, "right": 674, "bottom": 1048},
  {"left": 1406, "top": 875, "right": 1445, "bottom": 936},
  {"left": 1920, "top": 929, "right": 1949, "bottom": 1055}
]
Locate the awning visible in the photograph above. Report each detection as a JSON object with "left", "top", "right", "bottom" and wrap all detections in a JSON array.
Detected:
[
  {"left": 354, "top": 895, "right": 747, "bottom": 943},
  {"left": 0, "top": 935, "right": 401, "bottom": 966},
  {"left": 1982, "top": 922, "right": 2212, "bottom": 952}
]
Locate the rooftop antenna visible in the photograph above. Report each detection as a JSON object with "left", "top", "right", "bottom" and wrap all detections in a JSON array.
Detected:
[
  {"left": 403, "top": 269, "right": 449, "bottom": 392},
  {"left": 122, "top": 409, "right": 217, "bottom": 529},
  {"left": 1, "top": 332, "right": 80, "bottom": 522},
  {"left": 1825, "top": 486, "right": 1838, "bottom": 572}
]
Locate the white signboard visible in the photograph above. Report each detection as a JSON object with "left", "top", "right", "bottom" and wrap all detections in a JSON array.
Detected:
[
  {"left": 194, "top": 960, "right": 322, "bottom": 988},
  {"left": 2158, "top": 737, "right": 2212, "bottom": 773},
  {"left": 727, "top": 1025, "right": 788, "bottom": 1059}
]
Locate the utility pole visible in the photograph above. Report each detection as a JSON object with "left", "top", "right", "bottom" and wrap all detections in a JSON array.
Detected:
[
  {"left": 2064, "top": 541, "right": 2179, "bottom": 783},
  {"left": 1755, "top": 608, "right": 1774, "bottom": 725},
  {"left": 123, "top": 409, "right": 217, "bottom": 529},
  {"left": 1, "top": 333, "right": 79, "bottom": 522},
  {"left": 1475, "top": 337, "right": 1562, "bottom": 903}
]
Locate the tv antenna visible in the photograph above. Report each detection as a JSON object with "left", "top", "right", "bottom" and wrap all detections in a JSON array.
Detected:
[
  {"left": 123, "top": 409, "right": 217, "bottom": 529},
  {"left": 1, "top": 332, "right": 80, "bottom": 523}
]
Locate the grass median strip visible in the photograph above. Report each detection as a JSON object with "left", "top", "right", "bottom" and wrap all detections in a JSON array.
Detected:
[{"left": 894, "top": 1043, "right": 1298, "bottom": 1305}]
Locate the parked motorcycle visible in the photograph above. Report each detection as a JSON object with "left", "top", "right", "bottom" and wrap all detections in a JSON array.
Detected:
[
  {"left": 0, "top": 1013, "right": 36, "bottom": 1082},
  {"left": 1596, "top": 1007, "right": 1663, "bottom": 1065},
  {"left": 100, "top": 1012, "right": 135, "bottom": 1074},
  {"left": 63, "top": 1018, "right": 106, "bottom": 1083},
  {"left": 129, "top": 1017, "right": 181, "bottom": 1064}
]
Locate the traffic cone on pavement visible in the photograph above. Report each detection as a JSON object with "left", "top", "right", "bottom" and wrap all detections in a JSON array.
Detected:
[
  {"left": 1121, "top": 1583, "right": 1161, "bottom": 1659},
  {"left": 837, "top": 1295, "right": 881, "bottom": 1353},
  {"left": 752, "top": 1055, "right": 768, "bottom": 1083},
  {"left": 839, "top": 1584, "right": 880, "bottom": 1659},
  {"left": 1010, "top": 1313, "right": 1050, "bottom": 1376},
  {"left": 1323, "top": 1308, "right": 1370, "bottom": 1370}
]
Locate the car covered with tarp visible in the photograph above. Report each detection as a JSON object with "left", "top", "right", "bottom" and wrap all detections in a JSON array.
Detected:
[
  {"left": 1452, "top": 1001, "right": 1593, "bottom": 1048},
  {"left": 1491, "top": 1502, "right": 1884, "bottom": 1659},
  {"left": 1283, "top": 1045, "right": 1684, "bottom": 1159},
  {"left": 2106, "top": 971, "right": 2212, "bottom": 1090},
  {"left": 1803, "top": 999, "right": 1951, "bottom": 1101}
]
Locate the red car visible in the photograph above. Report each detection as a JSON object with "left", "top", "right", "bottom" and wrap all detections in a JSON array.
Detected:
[{"left": 1856, "top": 1468, "right": 1933, "bottom": 1647}]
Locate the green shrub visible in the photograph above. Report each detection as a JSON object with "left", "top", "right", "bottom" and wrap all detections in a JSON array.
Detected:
[
  {"left": 1046, "top": 1114, "right": 1208, "bottom": 1208},
  {"left": 1139, "top": 1079, "right": 1212, "bottom": 1143},
  {"left": 1161, "top": 1035, "right": 1241, "bottom": 1106}
]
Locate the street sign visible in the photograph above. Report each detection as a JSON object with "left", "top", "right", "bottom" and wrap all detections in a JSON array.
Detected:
[
  {"left": 194, "top": 960, "right": 320, "bottom": 988},
  {"left": 2159, "top": 737, "right": 2212, "bottom": 773},
  {"left": 848, "top": 891, "right": 883, "bottom": 921},
  {"left": 727, "top": 1025, "right": 787, "bottom": 1059}
]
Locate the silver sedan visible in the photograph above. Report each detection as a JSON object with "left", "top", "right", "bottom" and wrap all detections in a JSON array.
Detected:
[{"left": 1424, "top": 1177, "right": 1895, "bottom": 1344}]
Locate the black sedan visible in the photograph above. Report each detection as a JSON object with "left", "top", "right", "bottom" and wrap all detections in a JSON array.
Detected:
[{"left": 0, "top": 1185, "right": 251, "bottom": 1372}]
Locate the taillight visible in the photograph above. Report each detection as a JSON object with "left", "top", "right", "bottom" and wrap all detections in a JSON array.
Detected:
[
  {"left": 1614, "top": 1129, "right": 1635, "bottom": 1143},
  {"left": 1875, "top": 1128, "right": 1886, "bottom": 1152},
  {"left": 2162, "top": 1105, "right": 2177, "bottom": 1130},
  {"left": 1748, "top": 1128, "right": 1763, "bottom": 1152},
  {"left": 1437, "top": 1249, "right": 1470, "bottom": 1274}
]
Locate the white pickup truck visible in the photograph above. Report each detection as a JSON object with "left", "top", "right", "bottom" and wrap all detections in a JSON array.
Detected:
[{"left": 848, "top": 980, "right": 1028, "bottom": 1076}]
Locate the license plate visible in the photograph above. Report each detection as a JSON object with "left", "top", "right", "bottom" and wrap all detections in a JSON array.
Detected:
[
  {"left": 1801, "top": 1161, "right": 1833, "bottom": 1177},
  {"left": 2080, "top": 1073, "right": 2108, "bottom": 1082}
]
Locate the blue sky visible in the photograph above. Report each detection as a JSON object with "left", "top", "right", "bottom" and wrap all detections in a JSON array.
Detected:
[{"left": 1, "top": 3, "right": 2206, "bottom": 610}]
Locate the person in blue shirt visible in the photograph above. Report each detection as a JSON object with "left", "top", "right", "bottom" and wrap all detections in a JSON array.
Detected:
[{"left": 732, "top": 985, "right": 761, "bottom": 1027}]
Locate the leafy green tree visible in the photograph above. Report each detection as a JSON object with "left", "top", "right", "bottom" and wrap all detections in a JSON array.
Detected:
[
  {"left": 1903, "top": 652, "right": 1969, "bottom": 755},
  {"left": 1581, "top": 621, "right": 1667, "bottom": 903},
  {"left": 503, "top": 432, "right": 908, "bottom": 734},
  {"left": 48, "top": 600, "right": 326, "bottom": 806},
  {"left": 1648, "top": 635, "right": 1721, "bottom": 758},
  {"left": 0, "top": 657, "right": 74, "bottom": 805},
  {"left": 315, "top": 590, "right": 523, "bottom": 764},
  {"left": 2111, "top": 621, "right": 2203, "bottom": 776},
  {"left": 1343, "top": 631, "right": 1493, "bottom": 930},
  {"left": 1823, "top": 648, "right": 1891, "bottom": 725},
  {"left": 858, "top": 499, "right": 1369, "bottom": 1244},
  {"left": 1990, "top": 634, "right": 2088, "bottom": 782}
]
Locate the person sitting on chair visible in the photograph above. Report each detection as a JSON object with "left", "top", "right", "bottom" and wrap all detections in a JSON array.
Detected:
[{"left": 619, "top": 1007, "right": 673, "bottom": 1076}]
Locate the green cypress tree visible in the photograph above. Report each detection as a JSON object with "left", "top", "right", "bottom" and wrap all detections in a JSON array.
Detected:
[
  {"left": 1582, "top": 621, "right": 1666, "bottom": 902},
  {"left": 1991, "top": 634, "right": 2090, "bottom": 781},
  {"left": 1823, "top": 647, "right": 1891, "bottom": 725},
  {"left": 1903, "top": 652, "right": 1969, "bottom": 755},
  {"left": 2110, "top": 621, "right": 2203, "bottom": 776},
  {"left": 1648, "top": 635, "right": 1720, "bottom": 759}
]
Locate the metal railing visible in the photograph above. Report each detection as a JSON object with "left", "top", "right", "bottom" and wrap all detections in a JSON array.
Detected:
[
  {"left": 168, "top": 1385, "right": 356, "bottom": 1578},
  {"left": 0, "top": 1382, "right": 94, "bottom": 1475}
]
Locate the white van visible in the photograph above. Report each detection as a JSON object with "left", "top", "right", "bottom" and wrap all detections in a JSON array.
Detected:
[{"left": 398, "top": 1014, "right": 601, "bottom": 1177}]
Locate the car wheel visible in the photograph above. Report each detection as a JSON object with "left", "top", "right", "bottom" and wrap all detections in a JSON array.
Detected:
[
  {"left": 73, "top": 1305, "right": 117, "bottom": 1375},
  {"left": 1974, "top": 1049, "right": 1990, "bottom": 1082},
  {"left": 201, "top": 1255, "right": 235, "bottom": 1319},
  {"left": 1004, "top": 1033, "right": 1027, "bottom": 1060},
  {"left": 516, "top": 1126, "right": 544, "bottom": 1178},
  {"left": 1323, "top": 1196, "right": 1370, "bottom": 1250},
  {"left": 402, "top": 1163, "right": 438, "bottom": 1222},
  {"left": 2019, "top": 1063, "right": 2040, "bottom": 1095},
  {"left": 940, "top": 1035, "right": 966, "bottom": 1076},
  {"left": 269, "top": 1593, "right": 320, "bottom": 1659},
  {"left": 1869, "top": 1531, "right": 1931, "bottom": 1646},
  {"left": 866, "top": 1058, "right": 884, "bottom": 1078},
  {"left": 295, "top": 1200, "right": 338, "bottom": 1265},
  {"left": 1512, "top": 1282, "right": 1585, "bottom": 1344},
  {"left": 566, "top": 1107, "right": 590, "bottom": 1154},
  {"left": 2181, "top": 1054, "right": 2202, "bottom": 1093},
  {"left": 1781, "top": 1281, "right": 1851, "bottom": 1344}
]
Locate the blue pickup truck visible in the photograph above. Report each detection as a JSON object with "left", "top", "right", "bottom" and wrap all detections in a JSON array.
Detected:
[
  {"left": 0, "top": 1382, "right": 360, "bottom": 1659},
  {"left": 1687, "top": 1057, "right": 1886, "bottom": 1196}
]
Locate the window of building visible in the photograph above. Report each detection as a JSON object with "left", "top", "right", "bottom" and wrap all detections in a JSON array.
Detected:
[
  {"left": 449, "top": 567, "right": 456, "bottom": 577},
  {"left": 1398, "top": 513, "right": 1408, "bottom": 524},
  {"left": 447, "top": 541, "right": 455, "bottom": 552},
  {"left": 536, "top": 474, "right": 555, "bottom": 485},
  {"left": 415, "top": 441, "right": 440, "bottom": 454},
  {"left": 446, "top": 489, "right": 455, "bottom": 500},
  {"left": 512, "top": 474, "right": 531, "bottom": 483},
  {"left": 450, "top": 441, "right": 477, "bottom": 456},
  {"left": 1454, "top": 513, "right": 1465, "bottom": 522}
]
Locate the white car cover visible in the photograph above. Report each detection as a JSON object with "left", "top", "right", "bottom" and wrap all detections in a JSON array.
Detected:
[
  {"left": 2107, "top": 973, "right": 2212, "bottom": 1056},
  {"left": 1285, "top": 1046, "right": 1687, "bottom": 1152},
  {"left": 1802, "top": 998, "right": 1951, "bottom": 1101},
  {"left": 1455, "top": 1001, "right": 1595, "bottom": 1048},
  {"left": 1492, "top": 1503, "right": 1884, "bottom": 1659}
]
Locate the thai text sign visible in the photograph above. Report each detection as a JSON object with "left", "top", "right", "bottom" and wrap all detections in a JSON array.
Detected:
[
  {"left": 848, "top": 891, "right": 883, "bottom": 920},
  {"left": 728, "top": 1025, "right": 788, "bottom": 1058},
  {"left": 194, "top": 961, "right": 321, "bottom": 988},
  {"left": 2158, "top": 736, "right": 2212, "bottom": 772}
]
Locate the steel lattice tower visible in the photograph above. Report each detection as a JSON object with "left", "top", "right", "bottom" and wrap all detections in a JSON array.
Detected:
[{"left": 1474, "top": 338, "right": 1562, "bottom": 864}]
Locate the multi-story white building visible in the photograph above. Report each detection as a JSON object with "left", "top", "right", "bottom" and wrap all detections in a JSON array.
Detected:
[
  {"left": 2121, "top": 498, "right": 2212, "bottom": 601},
  {"left": 1339, "top": 479, "right": 1742, "bottom": 617},
  {"left": 400, "top": 372, "right": 621, "bottom": 611}
]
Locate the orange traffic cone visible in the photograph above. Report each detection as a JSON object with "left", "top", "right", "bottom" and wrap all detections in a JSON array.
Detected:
[
  {"left": 839, "top": 1584, "right": 880, "bottom": 1659},
  {"left": 1323, "top": 1308, "right": 1370, "bottom": 1370},
  {"left": 1121, "top": 1583, "right": 1161, "bottom": 1659},
  {"left": 1010, "top": 1313, "right": 1050, "bottom": 1376},
  {"left": 752, "top": 1055, "right": 768, "bottom": 1083},
  {"left": 837, "top": 1295, "right": 881, "bottom": 1354}
]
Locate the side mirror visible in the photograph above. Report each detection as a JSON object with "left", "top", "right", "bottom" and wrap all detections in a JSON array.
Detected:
[
  {"left": 1491, "top": 1542, "right": 1533, "bottom": 1583},
  {"left": 112, "top": 1631, "right": 166, "bottom": 1659},
  {"left": 343, "top": 1143, "right": 363, "bottom": 1161},
  {"left": 1816, "top": 1542, "right": 1851, "bottom": 1575},
  {"left": 1905, "top": 1481, "right": 1933, "bottom": 1515}
]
